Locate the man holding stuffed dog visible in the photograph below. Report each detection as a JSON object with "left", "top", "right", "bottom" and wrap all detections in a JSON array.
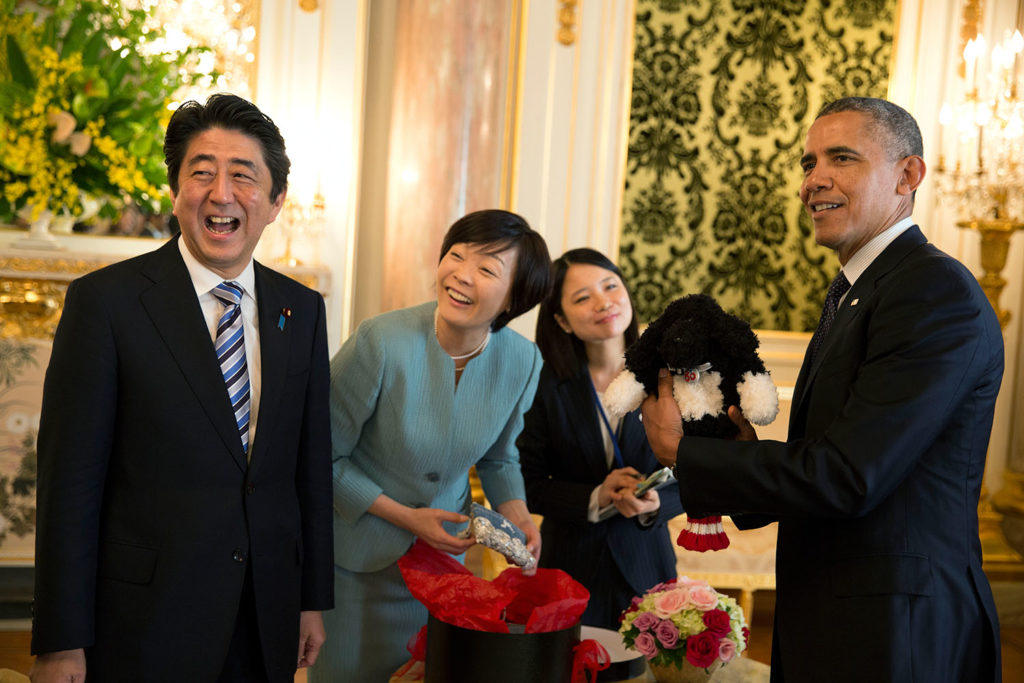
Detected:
[{"left": 642, "top": 97, "right": 1003, "bottom": 681}]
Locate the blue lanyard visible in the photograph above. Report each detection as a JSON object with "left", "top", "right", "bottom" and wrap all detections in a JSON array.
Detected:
[{"left": 588, "top": 375, "right": 624, "bottom": 469}]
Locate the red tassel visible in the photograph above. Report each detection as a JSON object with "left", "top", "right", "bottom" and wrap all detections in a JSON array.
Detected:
[{"left": 675, "top": 515, "right": 730, "bottom": 552}]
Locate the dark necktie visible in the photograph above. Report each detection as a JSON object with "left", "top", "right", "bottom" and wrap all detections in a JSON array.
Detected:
[
  {"left": 213, "top": 281, "right": 251, "bottom": 453},
  {"left": 808, "top": 271, "right": 851, "bottom": 362}
]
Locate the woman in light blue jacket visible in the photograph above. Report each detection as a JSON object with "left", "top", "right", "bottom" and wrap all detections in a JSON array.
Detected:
[{"left": 311, "top": 210, "right": 552, "bottom": 682}]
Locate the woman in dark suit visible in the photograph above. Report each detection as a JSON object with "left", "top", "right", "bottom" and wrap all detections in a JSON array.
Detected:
[{"left": 518, "top": 248, "right": 684, "bottom": 629}]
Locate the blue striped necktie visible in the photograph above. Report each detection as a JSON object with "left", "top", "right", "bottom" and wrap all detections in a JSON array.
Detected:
[{"left": 213, "top": 281, "right": 250, "bottom": 453}]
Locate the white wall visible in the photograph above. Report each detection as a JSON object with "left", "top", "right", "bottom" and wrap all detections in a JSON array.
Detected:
[
  {"left": 255, "top": 0, "right": 367, "bottom": 354},
  {"left": 506, "top": 0, "right": 636, "bottom": 339}
]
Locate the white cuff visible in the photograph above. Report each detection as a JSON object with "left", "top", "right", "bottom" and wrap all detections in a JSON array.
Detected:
[{"left": 587, "top": 486, "right": 604, "bottom": 523}]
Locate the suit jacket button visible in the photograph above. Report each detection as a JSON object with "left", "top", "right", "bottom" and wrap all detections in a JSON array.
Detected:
[
  {"left": 232, "top": 549, "right": 246, "bottom": 563},
  {"left": 246, "top": 483, "right": 256, "bottom": 495},
  {"left": 426, "top": 472, "right": 440, "bottom": 482}
]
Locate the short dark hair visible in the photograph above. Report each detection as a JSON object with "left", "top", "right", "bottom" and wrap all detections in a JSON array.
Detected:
[
  {"left": 816, "top": 97, "right": 923, "bottom": 160},
  {"left": 535, "top": 248, "right": 640, "bottom": 380},
  {"left": 439, "top": 210, "right": 552, "bottom": 331},
  {"left": 164, "top": 93, "right": 290, "bottom": 202}
]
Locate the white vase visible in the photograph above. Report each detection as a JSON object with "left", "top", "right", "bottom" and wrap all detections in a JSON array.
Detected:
[
  {"left": 50, "top": 212, "right": 76, "bottom": 234},
  {"left": 12, "top": 208, "right": 67, "bottom": 250}
]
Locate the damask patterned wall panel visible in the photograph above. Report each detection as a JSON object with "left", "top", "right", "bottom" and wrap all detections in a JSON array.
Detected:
[{"left": 620, "top": 0, "right": 896, "bottom": 329}]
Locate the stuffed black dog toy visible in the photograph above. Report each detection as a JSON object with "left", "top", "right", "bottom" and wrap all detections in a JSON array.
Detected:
[{"left": 604, "top": 293, "right": 779, "bottom": 550}]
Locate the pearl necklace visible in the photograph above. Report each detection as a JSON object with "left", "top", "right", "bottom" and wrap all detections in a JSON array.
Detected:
[{"left": 435, "top": 313, "right": 491, "bottom": 361}]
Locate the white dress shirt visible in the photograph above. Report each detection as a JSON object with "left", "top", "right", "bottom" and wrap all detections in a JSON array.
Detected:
[
  {"left": 178, "top": 238, "right": 261, "bottom": 453},
  {"left": 838, "top": 216, "right": 915, "bottom": 301}
]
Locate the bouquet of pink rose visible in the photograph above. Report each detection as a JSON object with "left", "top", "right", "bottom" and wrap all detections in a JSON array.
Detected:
[{"left": 618, "top": 577, "right": 749, "bottom": 675}]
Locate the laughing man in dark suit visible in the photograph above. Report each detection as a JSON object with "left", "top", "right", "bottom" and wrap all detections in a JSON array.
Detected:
[
  {"left": 642, "top": 97, "right": 1003, "bottom": 682},
  {"left": 30, "top": 94, "right": 334, "bottom": 683}
]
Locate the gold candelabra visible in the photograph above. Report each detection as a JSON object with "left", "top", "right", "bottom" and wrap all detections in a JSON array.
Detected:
[
  {"left": 277, "top": 193, "right": 326, "bottom": 268},
  {"left": 955, "top": 217, "right": 1024, "bottom": 329}
]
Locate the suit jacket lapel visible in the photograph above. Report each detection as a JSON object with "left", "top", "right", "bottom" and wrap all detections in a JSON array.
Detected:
[
  {"left": 562, "top": 370, "right": 611, "bottom": 481},
  {"left": 140, "top": 238, "right": 248, "bottom": 472},
  {"left": 250, "top": 263, "right": 289, "bottom": 472},
  {"left": 790, "top": 226, "right": 927, "bottom": 431}
]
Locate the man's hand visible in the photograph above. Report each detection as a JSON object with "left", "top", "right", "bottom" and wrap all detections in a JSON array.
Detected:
[
  {"left": 641, "top": 369, "right": 684, "bottom": 466},
  {"left": 297, "top": 611, "right": 326, "bottom": 669},
  {"left": 728, "top": 405, "right": 758, "bottom": 441},
  {"left": 30, "top": 648, "right": 86, "bottom": 683}
]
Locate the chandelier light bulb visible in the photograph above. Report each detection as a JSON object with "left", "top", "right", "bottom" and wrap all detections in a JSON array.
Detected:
[
  {"left": 940, "top": 103, "right": 953, "bottom": 126},
  {"left": 1011, "top": 30, "right": 1024, "bottom": 54}
]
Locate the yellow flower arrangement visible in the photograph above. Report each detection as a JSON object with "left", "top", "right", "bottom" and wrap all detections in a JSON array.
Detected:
[{"left": 0, "top": 0, "right": 209, "bottom": 228}]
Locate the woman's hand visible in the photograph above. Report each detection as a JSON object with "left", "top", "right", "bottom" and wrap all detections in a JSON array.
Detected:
[
  {"left": 613, "top": 488, "right": 660, "bottom": 519},
  {"left": 368, "top": 495, "right": 474, "bottom": 555},
  {"left": 598, "top": 467, "right": 643, "bottom": 507},
  {"left": 496, "top": 499, "right": 542, "bottom": 573},
  {"left": 404, "top": 507, "right": 475, "bottom": 555}
]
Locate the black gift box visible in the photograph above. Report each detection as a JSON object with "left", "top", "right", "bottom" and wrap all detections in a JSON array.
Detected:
[{"left": 425, "top": 614, "right": 581, "bottom": 683}]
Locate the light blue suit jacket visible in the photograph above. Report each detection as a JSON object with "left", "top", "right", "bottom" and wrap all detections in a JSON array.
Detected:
[{"left": 329, "top": 302, "right": 542, "bottom": 572}]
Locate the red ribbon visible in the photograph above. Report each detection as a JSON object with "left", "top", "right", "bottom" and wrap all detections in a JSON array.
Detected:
[{"left": 571, "top": 639, "right": 610, "bottom": 683}]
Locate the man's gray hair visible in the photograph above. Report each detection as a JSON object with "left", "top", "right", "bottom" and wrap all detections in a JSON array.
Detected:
[{"left": 817, "top": 97, "right": 923, "bottom": 160}]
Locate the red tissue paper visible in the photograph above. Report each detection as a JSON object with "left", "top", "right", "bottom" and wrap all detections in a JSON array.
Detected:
[
  {"left": 392, "top": 540, "right": 608, "bottom": 683},
  {"left": 397, "top": 538, "right": 589, "bottom": 633}
]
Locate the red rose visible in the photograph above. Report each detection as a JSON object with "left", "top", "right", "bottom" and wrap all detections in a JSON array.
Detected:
[
  {"left": 685, "top": 630, "right": 720, "bottom": 668},
  {"left": 702, "top": 609, "right": 731, "bottom": 636},
  {"left": 742, "top": 625, "right": 750, "bottom": 645}
]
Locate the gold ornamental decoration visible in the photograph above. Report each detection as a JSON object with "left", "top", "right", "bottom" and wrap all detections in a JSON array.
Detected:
[
  {"left": 557, "top": 0, "right": 578, "bottom": 46},
  {"left": 0, "top": 278, "right": 66, "bottom": 340},
  {"left": 959, "top": 0, "right": 984, "bottom": 79}
]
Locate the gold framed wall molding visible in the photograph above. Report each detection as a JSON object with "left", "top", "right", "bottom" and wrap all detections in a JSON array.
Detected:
[
  {"left": 0, "top": 248, "right": 329, "bottom": 341},
  {"left": 0, "top": 252, "right": 119, "bottom": 340}
]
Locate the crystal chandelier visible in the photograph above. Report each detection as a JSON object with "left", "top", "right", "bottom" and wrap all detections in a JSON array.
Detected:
[{"left": 936, "top": 28, "right": 1024, "bottom": 328}]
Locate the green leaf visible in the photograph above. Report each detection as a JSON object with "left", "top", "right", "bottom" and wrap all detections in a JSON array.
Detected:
[
  {"left": 0, "top": 82, "right": 32, "bottom": 115},
  {"left": 5, "top": 35, "right": 35, "bottom": 89},
  {"left": 110, "top": 57, "right": 131, "bottom": 85},
  {"left": 129, "top": 135, "right": 149, "bottom": 158},
  {"left": 81, "top": 31, "right": 108, "bottom": 66},
  {"left": 83, "top": 68, "right": 109, "bottom": 99},
  {"left": 41, "top": 15, "right": 58, "bottom": 49},
  {"left": 60, "top": 9, "right": 94, "bottom": 58}
]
